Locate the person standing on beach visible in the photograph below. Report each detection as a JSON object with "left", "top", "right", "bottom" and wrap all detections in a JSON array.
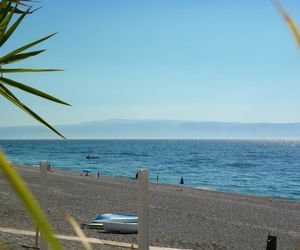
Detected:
[
  {"left": 180, "top": 177, "right": 184, "bottom": 185},
  {"left": 97, "top": 171, "right": 100, "bottom": 178}
]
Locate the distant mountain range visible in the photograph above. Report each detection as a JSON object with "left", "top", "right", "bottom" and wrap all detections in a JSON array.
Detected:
[{"left": 1, "top": 119, "right": 300, "bottom": 139}]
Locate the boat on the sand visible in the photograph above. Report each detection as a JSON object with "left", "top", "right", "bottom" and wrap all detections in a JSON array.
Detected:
[
  {"left": 102, "top": 221, "right": 138, "bottom": 233},
  {"left": 85, "top": 213, "right": 138, "bottom": 231},
  {"left": 85, "top": 223, "right": 104, "bottom": 229},
  {"left": 92, "top": 213, "right": 137, "bottom": 223}
]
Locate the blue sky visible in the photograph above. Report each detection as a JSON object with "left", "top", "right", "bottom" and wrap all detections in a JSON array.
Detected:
[{"left": 1, "top": 0, "right": 300, "bottom": 126}]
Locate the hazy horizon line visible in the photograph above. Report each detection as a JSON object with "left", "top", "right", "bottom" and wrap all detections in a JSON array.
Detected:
[{"left": 3, "top": 118, "right": 300, "bottom": 128}]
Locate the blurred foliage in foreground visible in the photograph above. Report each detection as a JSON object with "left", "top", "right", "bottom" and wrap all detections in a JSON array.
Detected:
[{"left": 0, "top": 0, "right": 69, "bottom": 249}]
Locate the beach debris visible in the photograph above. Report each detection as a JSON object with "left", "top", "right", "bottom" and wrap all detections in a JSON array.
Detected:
[
  {"left": 266, "top": 235, "right": 277, "bottom": 250},
  {"left": 21, "top": 245, "right": 39, "bottom": 249}
]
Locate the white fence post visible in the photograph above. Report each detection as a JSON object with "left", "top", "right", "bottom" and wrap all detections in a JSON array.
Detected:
[
  {"left": 138, "top": 169, "right": 149, "bottom": 250},
  {"left": 39, "top": 161, "right": 48, "bottom": 250}
]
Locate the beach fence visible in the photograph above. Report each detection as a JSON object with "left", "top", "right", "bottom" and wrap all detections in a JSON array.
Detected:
[
  {"left": 37, "top": 164, "right": 190, "bottom": 250},
  {"left": 37, "top": 162, "right": 151, "bottom": 250},
  {"left": 137, "top": 169, "right": 149, "bottom": 250},
  {"left": 39, "top": 161, "right": 48, "bottom": 250}
]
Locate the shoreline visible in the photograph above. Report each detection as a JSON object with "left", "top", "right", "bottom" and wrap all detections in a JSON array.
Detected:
[
  {"left": 0, "top": 164, "right": 300, "bottom": 249},
  {"left": 3, "top": 139, "right": 300, "bottom": 202},
  {"left": 20, "top": 162, "right": 300, "bottom": 203}
]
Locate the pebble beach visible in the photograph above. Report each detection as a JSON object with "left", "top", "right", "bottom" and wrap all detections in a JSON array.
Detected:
[{"left": 0, "top": 164, "right": 300, "bottom": 250}]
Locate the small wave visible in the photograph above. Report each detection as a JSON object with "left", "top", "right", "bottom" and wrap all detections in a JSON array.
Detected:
[
  {"left": 195, "top": 186, "right": 217, "bottom": 191},
  {"left": 227, "top": 162, "right": 256, "bottom": 168},
  {"left": 120, "top": 152, "right": 149, "bottom": 157}
]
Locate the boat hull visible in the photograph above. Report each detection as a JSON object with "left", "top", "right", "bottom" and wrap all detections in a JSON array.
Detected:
[
  {"left": 92, "top": 213, "right": 137, "bottom": 224},
  {"left": 102, "top": 221, "right": 138, "bottom": 233}
]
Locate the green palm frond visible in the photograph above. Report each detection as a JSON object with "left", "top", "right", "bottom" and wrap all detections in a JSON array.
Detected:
[
  {"left": 0, "top": 4, "right": 16, "bottom": 36},
  {"left": 0, "top": 83, "right": 66, "bottom": 138},
  {"left": 0, "top": 50, "right": 45, "bottom": 65},
  {"left": 0, "top": 68, "right": 62, "bottom": 73},
  {"left": 0, "top": 1, "right": 68, "bottom": 139},
  {"left": 0, "top": 151, "right": 63, "bottom": 250},
  {"left": 0, "top": 76, "right": 70, "bottom": 105},
  {"left": 0, "top": 2, "right": 68, "bottom": 250},
  {"left": 0, "top": 33, "right": 56, "bottom": 64},
  {"left": 0, "top": 5, "right": 28, "bottom": 47},
  {"left": 0, "top": 1, "right": 11, "bottom": 23}
]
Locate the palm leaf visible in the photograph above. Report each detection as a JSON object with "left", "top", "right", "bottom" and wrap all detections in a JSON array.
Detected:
[
  {"left": 0, "top": 32, "right": 56, "bottom": 63},
  {"left": 0, "top": 2, "right": 67, "bottom": 248},
  {"left": 0, "top": 151, "right": 64, "bottom": 250},
  {"left": 0, "top": 83, "right": 65, "bottom": 138},
  {"left": 274, "top": 0, "right": 300, "bottom": 49},
  {"left": 0, "top": 68, "right": 62, "bottom": 73},
  {"left": 62, "top": 209, "right": 93, "bottom": 250},
  {"left": 9, "top": 0, "right": 30, "bottom": 5},
  {"left": 0, "top": 50, "right": 45, "bottom": 65},
  {"left": 0, "top": 76, "right": 70, "bottom": 105},
  {"left": 0, "top": 1, "right": 11, "bottom": 24},
  {"left": 0, "top": 3, "right": 15, "bottom": 37},
  {"left": 0, "top": 80, "right": 21, "bottom": 101},
  {"left": 0, "top": 5, "right": 29, "bottom": 47},
  {"left": 9, "top": 0, "right": 37, "bottom": 4},
  {"left": 0, "top": 0, "right": 8, "bottom": 9},
  {"left": 5, "top": 2, "right": 39, "bottom": 15},
  {"left": 10, "top": 5, "right": 38, "bottom": 14}
]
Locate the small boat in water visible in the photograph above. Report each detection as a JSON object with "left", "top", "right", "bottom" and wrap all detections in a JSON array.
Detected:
[
  {"left": 86, "top": 155, "right": 99, "bottom": 159},
  {"left": 102, "top": 221, "right": 138, "bottom": 233}
]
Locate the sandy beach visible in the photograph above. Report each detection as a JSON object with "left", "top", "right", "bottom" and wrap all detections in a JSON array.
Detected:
[{"left": 0, "top": 165, "right": 300, "bottom": 250}]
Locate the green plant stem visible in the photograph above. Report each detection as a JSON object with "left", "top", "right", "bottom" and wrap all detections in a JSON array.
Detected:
[{"left": 0, "top": 150, "right": 63, "bottom": 250}]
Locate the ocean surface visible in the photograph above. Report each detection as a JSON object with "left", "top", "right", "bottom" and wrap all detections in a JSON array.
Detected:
[{"left": 0, "top": 140, "right": 300, "bottom": 201}]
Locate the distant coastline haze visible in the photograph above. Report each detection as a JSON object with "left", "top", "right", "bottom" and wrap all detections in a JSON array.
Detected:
[{"left": 2, "top": 119, "right": 300, "bottom": 139}]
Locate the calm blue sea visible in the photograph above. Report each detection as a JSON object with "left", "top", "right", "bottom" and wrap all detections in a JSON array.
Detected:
[{"left": 0, "top": 140, "right": 300, "bottom": 201}]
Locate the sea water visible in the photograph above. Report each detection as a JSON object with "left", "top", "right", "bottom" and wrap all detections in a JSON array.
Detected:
[{"left": 0, "top": 139, "right": 299, "bottom": 201}]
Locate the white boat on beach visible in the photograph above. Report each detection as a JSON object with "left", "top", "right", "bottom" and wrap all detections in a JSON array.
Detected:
[
  {"left": 102, "top": 221, "right": 138, "bottom": 233},
  {"left": 92, "top": 213, "right": 137, "bottom": 224},
  {"left": 85, "top": 223, "right": 103, "bottom": 229},
  {"left": 85, "top": 213, "right": 138, "bottom": 231}
]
